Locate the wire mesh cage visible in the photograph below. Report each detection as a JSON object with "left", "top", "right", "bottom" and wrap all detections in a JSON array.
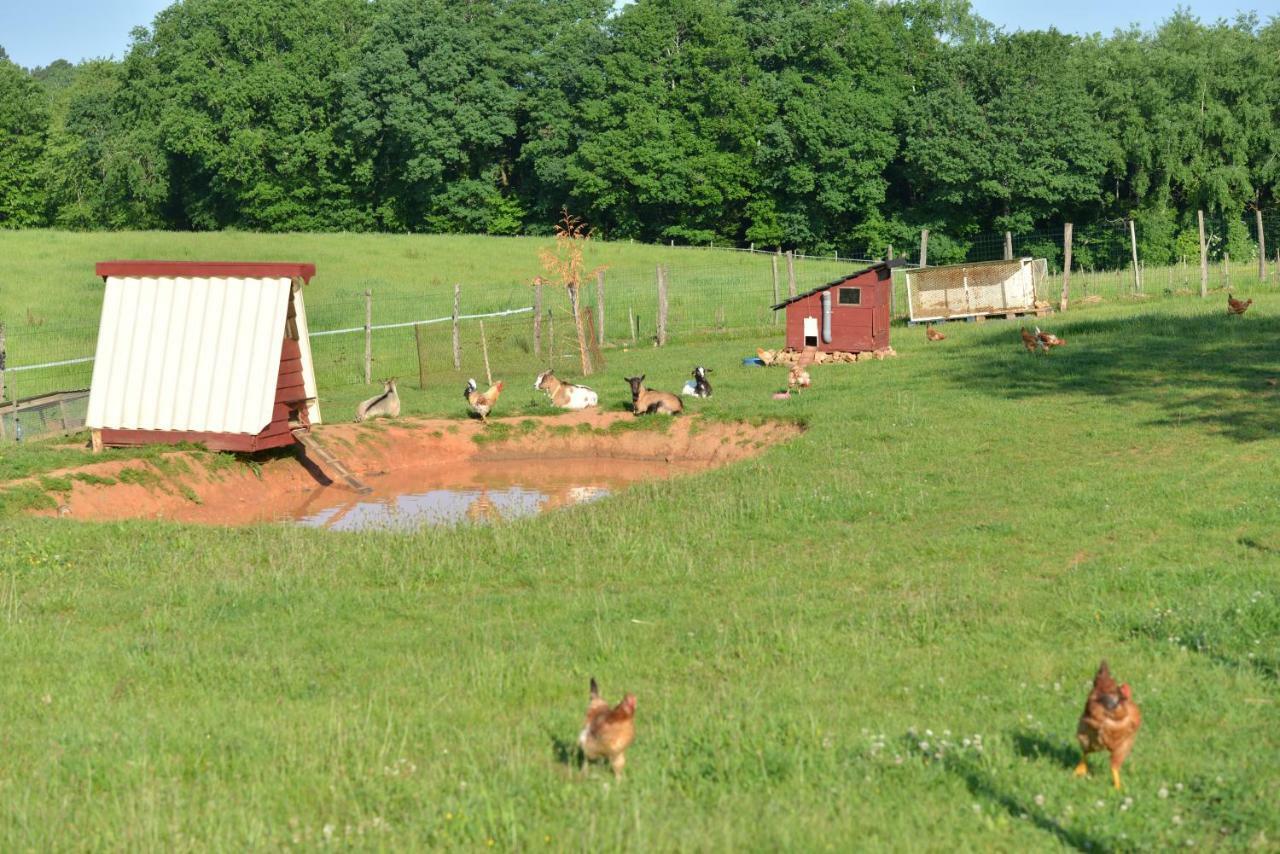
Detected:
[
  {"left": 903, "top": 259, "right": 1047, "bottom": 322},
  {"left": 0, "top": 389, "right": 90, "bottom": 444}
]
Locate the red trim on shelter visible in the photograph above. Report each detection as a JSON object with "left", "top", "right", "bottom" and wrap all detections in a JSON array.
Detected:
[{"left": 95, "top": 261, "right": 316, "bottom": 283}]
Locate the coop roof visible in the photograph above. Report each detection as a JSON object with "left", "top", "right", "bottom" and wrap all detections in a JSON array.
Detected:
[
  {"left": 94, "top": 260, "right": 316, "bottom": 282},
  {"left": 86, "top": 262, "right": 313, "bottom": 436},
  {"left": 771, "top": 259, "right": 906, "bottom": 310}
]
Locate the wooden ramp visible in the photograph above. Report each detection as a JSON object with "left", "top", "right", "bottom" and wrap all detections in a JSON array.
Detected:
[{"left": 292, "top": 428, "right": 373, "bottom": 494}]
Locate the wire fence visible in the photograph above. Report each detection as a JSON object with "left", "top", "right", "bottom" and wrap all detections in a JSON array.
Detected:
[
  {"left": 0, "top": 249, "right": 859, "bottom": 441},
  {"left": 3, "top": 213, "right": 1280, "bottom": 443}
]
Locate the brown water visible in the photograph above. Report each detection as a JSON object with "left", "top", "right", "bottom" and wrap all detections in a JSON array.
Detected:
[{"left": 290, "top": 458, "right": 699, "bottom": 531}]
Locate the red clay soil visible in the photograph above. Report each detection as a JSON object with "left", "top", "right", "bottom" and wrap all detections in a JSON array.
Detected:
[{"left": 25, "top": 411, "right": 800, "bottom": 526}]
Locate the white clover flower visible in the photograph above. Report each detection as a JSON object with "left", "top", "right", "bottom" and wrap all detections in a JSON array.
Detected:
[{"left": 1034, "top": 794, "right": 1046, "bottom": 807}]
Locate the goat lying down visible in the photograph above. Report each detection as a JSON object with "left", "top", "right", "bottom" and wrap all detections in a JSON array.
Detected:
[
  {"left": 356, "top": 379, "right": 400, "bottom": 421},
  {"left": 534, "top": 370, "right": 599, "bottom": 410},
  {"left": 681, "top": 365, "right": 712, "bottom": 398},
  {"left": 625, "top": 375, "right": 683, "bottom": 415}
]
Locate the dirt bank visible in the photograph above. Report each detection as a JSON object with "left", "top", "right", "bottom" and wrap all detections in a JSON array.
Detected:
[{"left": 26, "top": 411, "right": 800, "bottom": 526}]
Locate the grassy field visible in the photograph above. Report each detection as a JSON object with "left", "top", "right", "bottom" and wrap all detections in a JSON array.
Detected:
[
  {"left": 5, "top": 229, "right": 1274, "bottom": 407},
  {"left": 1, "top": 259, "right": 1278, "bottom": 849},
  {"left": 0, "top": 230, "right": 861, "bottom": 401}
]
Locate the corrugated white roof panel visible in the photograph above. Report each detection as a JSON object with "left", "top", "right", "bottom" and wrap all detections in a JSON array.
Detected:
[{"left": 86, "top": 276, "right": 292, "bottom": 435}]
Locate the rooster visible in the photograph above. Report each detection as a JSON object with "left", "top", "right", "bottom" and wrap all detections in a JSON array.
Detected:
[
  {"left": 925, "top": 325, "right": 946, "bottom": 341},
  {"left": 1228, "top": 294, "right": 1253, "bottom": 315},
  {"left": 1035, "top": 326, "right": 1066, "bottom": 350},
  {"left": 464, "top": 379, "right": 503, "bottom": 421},
  {"left": 579, "top": 678, "right": 636, "bottom": 779},
  {"left": 1075, "top": 660, "right": 1142, "bottom": 790},
  {"left": 1020, "top": 326, "right": 1042, "bottom": 354}
]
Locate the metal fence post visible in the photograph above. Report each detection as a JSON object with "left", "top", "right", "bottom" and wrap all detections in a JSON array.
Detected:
[
  {"left": 1198, "top": 210, "right": 1208, "bottom": 298},
  {"left": 533, "top": 278, "right": 543, "bottom": 358},
  {"left": 1128, "top": 220, "right": 1142, "bottom": 292},
  {"left": 1060, "top": 223, "right": 1073, "bottom": 312},
  {"left": 1257, "top": 208, "right": 1267, "bottom": 283},
  {"left": 363, "top": 289, "right": 372, "bottom": 384},
  {"left": 771, "top": 253, "right": 780, "bottom": 324},
  {"left": 595, "top": 269, "right": 605, "bottom": 346},
  {"left": 452, "top": 283, "right": 461, "bottom": 370},
  {"left": 656, "top": 265, "right": 669, "bottom": 346}
]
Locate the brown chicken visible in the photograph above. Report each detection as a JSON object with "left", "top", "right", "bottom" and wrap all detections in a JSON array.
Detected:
[
  {"left": 1020, "top": 326, "right": 1042, "bottom": 353},
  {"left": 1035, "top": 327, "right": 1066, "bottom": 349},
  {"left": 1228, "top": 294, "right": 1253, "bottom": 315},
  {"left": 463, "top": 379, "right": 503, "bottom": 421},
  {"left": 1075, "top": 660, "right": 1142, "bottom": 790},
  {"left": 579, "top": 678, "right": 636, "bottom": 778},
  {"left": 788, "top": 347, "right": 815, "bottom": 391},
  {"left": 926, "top": 325, "right": 946, "bottom": 341}
]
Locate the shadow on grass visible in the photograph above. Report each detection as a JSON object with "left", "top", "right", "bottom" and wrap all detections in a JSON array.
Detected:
[
  {"left": 952, "top": 309, "right": 1280, "bottom": 442},
  {"left": 1012, "top": 730, "right": 1080, "bottom": 770},
  {"left": 547, "top": 729, "right": 580, "bottom": 769},
  {"left": 904, "top": 737, "right": 1112, "bottom": 853}
]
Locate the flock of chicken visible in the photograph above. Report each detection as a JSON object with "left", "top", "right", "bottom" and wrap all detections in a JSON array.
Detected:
[
  {"left": 921, "top": 290, "right": 1254, "bottom": 355},
  {"left": 573, "top": 659, "right": 1142, "bottom": 784},
  {"left": 351, "top": 293, "right": 1272, "bottom": 784}
]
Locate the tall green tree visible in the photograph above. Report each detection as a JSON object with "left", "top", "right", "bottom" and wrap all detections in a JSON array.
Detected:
[
  {"left": 0, "top": 59, "right": 49, "bottom": 227},
  {"left": 567, "top": 0, "right": 762, "bottom": 243},
  {"left": 341, "top": 0, "right": 544, "bottom": 233},
  {"left": 125, "top": 0, "right": 371, "bottom": 230},
  {"left": 737, "top": 0, "right": 904, "bottom": 252},
  {"left": 903, "top": 30, "right": 1112, "bottom": 236}
]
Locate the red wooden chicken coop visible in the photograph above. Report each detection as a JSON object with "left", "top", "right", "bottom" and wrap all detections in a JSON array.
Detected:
[{"left": 772, "top": 260, "right": 902, "bottom": 354}]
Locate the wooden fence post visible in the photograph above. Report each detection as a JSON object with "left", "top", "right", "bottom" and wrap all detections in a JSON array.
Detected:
[
  {"left": 452, "top": 283, "right": 461, "bottom": 370},
  {"left": 1128, "top": 220, "right": 1141, "bottom": 292},
  {"left": 595, "top": 269, "right": 606, "bottom": 346},
  {"left": 0, "top": 321, "right": 6, "bottom": 441},
  {"left": 548, "top": 309, "right": 555, "bottom": 367},
  {"left": 786, "top": 251, "right": 796, "bottom": 298},
  {"left": 1003, "top": 231, "right": 1013, "bottom": 261},
  {"left": 1198, "top": 210, "right": 1208, "bottom": 298},
  {"left": 414, "top": 323, "right": 429, "bottom": 390},
  {"left": 919, "top": 229, "right": 929, "bottom": 267},
  {"left": 1257, "top": 208, "right": 1267, "bottom": 283},
  {"left": 479, "top": 320, "right": 492, "bottom": 387},
  {"left": 1060, "top": 223, "right": 1073, "bottom": 312},
  {"left": 771, "top": 253, "right": 780, "bottom": 324},
  {"left": 656, "top": 265, "right": 669, "bottom": 346},
  {"left": 533, "top": 278, "right": 543, "bottom": 358},
  {"left": 1224, "top": 252, "right": 1230, "bottom": 290},
  {"left": 887, "top": 244, "right": 894, "bottom": 260},
  {"left": 363, "top": 289, "right": 372, "bottom": 385},
  {"left": 629, "top": 307, "right": 636, "bottom": 344}
]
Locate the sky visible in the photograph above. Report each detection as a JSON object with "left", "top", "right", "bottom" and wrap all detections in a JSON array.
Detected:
[{"left": 1, "top": 0, "right": 1278, "bottom": 70}]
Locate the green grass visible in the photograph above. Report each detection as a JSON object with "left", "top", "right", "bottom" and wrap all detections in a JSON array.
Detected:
[
  {"left": 1, "top": 247, "right": 1280, "bottom": 849},
  {"left": 0, "top": 230, "right": 856, "bottom": 402}
]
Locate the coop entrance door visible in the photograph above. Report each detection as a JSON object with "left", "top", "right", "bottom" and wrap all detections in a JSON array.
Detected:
[{"left": 803, "top": 316, "right": 819, "bottom": 347}]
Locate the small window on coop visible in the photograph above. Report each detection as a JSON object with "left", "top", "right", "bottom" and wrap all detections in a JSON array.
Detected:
[{"left": 838, "top": 287, "right": 861, "bottom": 306}]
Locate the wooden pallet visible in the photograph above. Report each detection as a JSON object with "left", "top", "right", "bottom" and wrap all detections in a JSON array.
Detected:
[
  {"left": 292, "top": 428, "right": 373, "bottom": 494},
  {"left": 909, "top": 307, "right": 1052, "bottom": 326}
]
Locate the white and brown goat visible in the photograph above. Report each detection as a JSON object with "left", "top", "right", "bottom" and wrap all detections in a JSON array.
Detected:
[
  {"left": 534, "top": 369, "right": 599, "bottom": 410},
  {"left": 624, "top": 375, "right": 683, "bottom": 415},
  {"left": 355, "top": 379, "right": 400, "bottom": 421}
]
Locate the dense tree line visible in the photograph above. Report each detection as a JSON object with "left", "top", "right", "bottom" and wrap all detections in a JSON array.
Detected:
[{"left": 1, "top": 0, "right": 1278, "bottom": 260}]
